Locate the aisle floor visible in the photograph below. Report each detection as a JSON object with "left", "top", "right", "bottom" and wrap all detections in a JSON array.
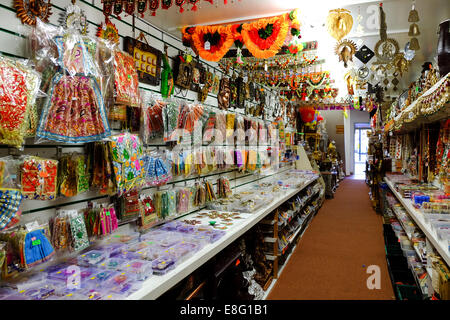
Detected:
[{"left": 267, "top": 178, "right": 395, "bottom": 300}]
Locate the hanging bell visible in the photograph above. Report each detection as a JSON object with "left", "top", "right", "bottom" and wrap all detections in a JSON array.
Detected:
[
  {"left": 408, "top": 6, "right": 419, "bottom": 22},
  {"left": 409, "top": 37, "right": 420, "bottom": 50},
  {"left": 408, "top": 23, "right": 420, "bottom": 36}
]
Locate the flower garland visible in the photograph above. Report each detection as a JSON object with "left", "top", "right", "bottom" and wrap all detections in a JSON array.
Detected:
[
  {"left": 241, "top": 14, "right": 290, "bottom": 59},
  {"left": 185, "top": 25, "right": 235, "bottom": 62}
]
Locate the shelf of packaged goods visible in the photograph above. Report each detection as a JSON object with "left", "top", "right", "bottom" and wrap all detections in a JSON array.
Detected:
[
  {"left": 127, "top": 175, "right": 319, "bottom": 300},
  {"left": 384, "top": 177, "right": 450, "bottom": 267},
  {"left": 278, "top": 189, "right": 321, "bottom": 228}
]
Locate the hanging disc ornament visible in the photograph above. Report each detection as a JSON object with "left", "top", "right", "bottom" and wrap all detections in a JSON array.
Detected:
[
  {"left": 357, "top": 66, "right": 369, "bottom": 79},
  {"left": 149, "top": 0, "right": 159, "bottom": 16},
  {"left": 326, "top": 9, "right": 353, "bottom": 41},
  {"left": 175, "top": 0, "right": 186, "bottom": 12},
  {"left": 137, "top": 0, "right": 147, "bottom": 17},
  {"left": 161, "top": 0, "right": 172, "bottom": 9},
  {"left": 14, "top": 0, "right": 52, "bottom": 25},
  {"left": 335, "top": 39, "right": 357, "bottom": 68},
  {"left": 374, "top": 38, "right": 399, "bottom": 63}
]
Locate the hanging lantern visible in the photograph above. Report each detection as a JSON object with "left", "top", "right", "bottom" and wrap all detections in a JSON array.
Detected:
[
  {"left": 299, "top": 107, "right": 316, "bottom": 123},
  {"left": 408, "top": 23, "right": 420, "bottom": 36}
]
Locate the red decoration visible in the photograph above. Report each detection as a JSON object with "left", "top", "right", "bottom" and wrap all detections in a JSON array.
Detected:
[
  {"left": 299, "top": 107, "right": 315, "bottom": 123},
  {"left": 161, "top": 0, "right": 172, "bottom": 9},
  {"left": 124, "top": 0, "right": 135, "bottom": 15},
  {"left": 175, "top": 0, "right": 185, "bottom": 12},
  {"left": 149, "top": 0, "right": 159, "bottom": 16},
  {"left": 188, "top": 0, "right": 199, "bottom": 11}
]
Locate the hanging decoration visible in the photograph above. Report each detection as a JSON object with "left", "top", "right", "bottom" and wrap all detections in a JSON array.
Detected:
[
  {"left": 124, "top": 0, "right": 136, "bottom": 15},
  {"left": 161, "top": 0, "right": 173, "bottom": 9},
  {"left": 14, "top": 0, "right": 52, "bottom": 25},
  {"left": 58, "top": 2, "right": 88, "bottom": 35},
  {"left": 181, "top": 10, "right": 300, "bottom": 61},
  {"left": 175, "top": 0, "right": 186, "bottom": 12},
  {"left": 184, "top": 26, "right": 235, "bottom": 62},
  {"left": 407, "top": 0, "right": 420, "bottom": 50},
  {"left": 113, "top": 0, "right": 123, "bottom": 16},
  {"left": 335, "top": 39, "right": 357, "bottom": 68},
  {"left": 102, "top": 0, "right": 113, "bottom": 16},
  {"left": 354, "top": 45, "right": 374, "bottom": 64},
  {"left": 326, "top": 8, "right": 353, "bottom": 42},
  {"left": 149, "top": 0, "right": 159, "bottom": 16},
  {"left": 188, "top": 0, "right": 199, "bottom": 11},
  {"left": 137, "top": 0, "right": 147, "bottom": 17},
  {"left": 124, "top": 33, "right": 163, "bottom": 86},
  {"left": 97, "top": 18, "right": 120, "bottom": 44},
  {"left": 240, "top": 14, "right": 290, "bottom": 59}
]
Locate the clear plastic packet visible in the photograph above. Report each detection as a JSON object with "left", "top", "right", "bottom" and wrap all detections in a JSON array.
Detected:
[
  {"left": 204, "top": 179, "right": 216, "bottom": 202},
  {"left": 226, "top": 112, "right": 236, "bottom": 145},
  {"left": 140, "top": 91, "right": 166, "bottom": 143},
  {"left": 205, "top": 146, "right": 217, "bottom": 173},
  {"left": 87, "top": 142, "right": 117, "bottom": 196},
  {"left": 202, "top": 109, "right": 216, "bottom": 143},
  {"left": 96, "top": 38, "right": 116, "bottom": 113},
  {"left": 0, "top": 161, "right": 23, "bottom": 230},
  {"left": 0, "top": 55, "right": 42, "bottom": 148},
  {"left": 163, "top": 98, "right": 181, "bottom": 142},
  {"left": 122, "top": 259, "right": 153, "bottom": 281},
  {"left": 138, "top": 194, "right": 158, "bottom": 231},
  {"left": 171, "top": 149, "right": 185, "bottom": 177},
  {"left": 142, "top": 148, "right": 172, "bottom": 187},
  {"left": 258, "top": 121, "right": 267, "bottom": 145},
  {"left": 194, "top": 147, "right": 206, "bottom": 175},
  {"left": 109, "top": 133, "right": 146, "bottom": 196},
  {"left": 20, "top": 155, "right": 58, "bottom": 200},
  {"left": 235, "top": 115, "right": 245, "bottom": 147},
  {"left": 183, "top": 148, "right": 195, "bottom": 178},
  {"left": 217, "top": 177, "right": 232, "bottom": 198},
  {"left": 176, "top": 187, "right": 191, "bottom": 214},
  {"left": 193, "top": 181, "right": 206, "bottom": 207},
  {"left": 113, "top": 49, "right": 140, "bottom": 107},
  {"left": 215, "top": 110, "right": 226, "bottom": 145}
]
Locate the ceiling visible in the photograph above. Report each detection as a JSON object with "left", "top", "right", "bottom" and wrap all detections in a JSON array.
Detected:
[{"left": 143, "top": 0, "right": 450, "bottom": 99}]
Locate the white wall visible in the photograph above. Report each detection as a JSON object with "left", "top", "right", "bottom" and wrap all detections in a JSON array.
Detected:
[
  {"left": 320, "top": 110, "right": 345, "bottom": 169},
  {"left": 344, "top": 110, "right": 370, "bottom": 176}
]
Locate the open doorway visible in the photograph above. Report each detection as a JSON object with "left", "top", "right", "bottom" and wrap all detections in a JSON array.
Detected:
[{"left": 354, "top": 123, "right": 371, "bottom": 179}]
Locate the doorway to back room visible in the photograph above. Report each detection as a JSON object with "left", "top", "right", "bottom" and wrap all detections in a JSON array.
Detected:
[{"left": 354, "top": 123, "right": 371, "bottom": 179}]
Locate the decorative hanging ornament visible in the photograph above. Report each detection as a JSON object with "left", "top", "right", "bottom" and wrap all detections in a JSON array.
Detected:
[
  {"left": 357, "top": 66, "right": 369, "bottom": 80},
  {"left": 59, "top": 3, "right": 88, "bottom": 35},
  {"left": 137, "top": 0, "right": 147, "bottom": 17},
  {"left": 408, "top": 2, "right": 419, "bottom": 22},
  {"left": 335, "top": 39, "right": 357, "bottom": 68},
  {"left": 161, "top": 0, "right": 173, "bottom": 9},
  {"left": 102, "top": 0, "right": 113, "bottom": 16},
  {"left": 97, "top": 18, "right": 120, "bottom": 44},
  {"left": 125, "top": 0, "right": 135, "bottom": 15},
  {"left": 404, "top": 42, "right": 415, "bottom": 61},
  {"left": 354, "top": 45, "right": 374, "bottom": 64},
  {"left": 113, "top": 0, "right": 123, "bottom": 16},
  {"left": 326, "top": 8, "right": 353, "bottom": 41},
  {"left": 355, "top": 7, "right": 364, "bottom": 37},
  {"left": 188, "top": 0, "right": 199, "bottom": 11},
  {"left": 149, "top": 0, "right": 159, "bottom": 16},
  {"left": 14, "top": 0, "right": 52, "bottom": 25},
  {"left": 374, "top": 38, "right": 399, "bottom": 63},
  {"left": 175, "top": 0, "right": 186, "bottom": 12}
]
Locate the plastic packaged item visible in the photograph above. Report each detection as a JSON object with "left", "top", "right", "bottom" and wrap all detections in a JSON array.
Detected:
[
  {"left": 114, "top": 50, "right": 140, "bottom": 106},
  {"left": 78, "top": 250, "right": 107, "bottom": 266},
  {"left": 86, "top": 269, "right": 119, "bottom": 287},
  {"left": 19, "top": 283, "right": 58, "bottom": 300},
  {"left": 98, "top": 243, "right": 128, "bottom": 257},
  {"left": 0, "top": 55, "right": 42, "bottom": 148},
  {"left": 109, "top": 133, "right": 146, "bottom": 195},
  {"left": 142, "top": 149, "right": 172, "bottom": 187},
  {"left": 122, "top": 259, "right": 153, "bottom": 280},
  {"left": 151, "top": 256, "right": 176, "bottom": 275},
  {"left": 163, "top": 241, "right": 201, "bottom": 261},
  {"left": 104, "top": 271, "right": 142, "bottom": 297},
  {"left": 98, "top": 257, "right": 128, "bottom": 271},
  {"left": 20, "top": 156, "right": 58, "bottom": 200},
  {"left": 0, "top": 188, "right": 23, "bottom": 231},
  {"left": 141, "top": 91, "right": 166, "bottom": 142}
]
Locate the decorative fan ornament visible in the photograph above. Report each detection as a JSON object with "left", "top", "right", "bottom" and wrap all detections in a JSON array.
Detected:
[
  {"left": 59, "top": 3, "right": 88, "bottom": 34},
  {"left": 97, "top": 18, "right": 120, "bottom": 44},
  {"left": 326, "top": 9, "right": 353, "bottom": 41},
  {"left": 335, "top": 39, "right": 357, "bottom": 68},
  {"left": 14, "top": 0, "right": 52, "bottom": 25}
]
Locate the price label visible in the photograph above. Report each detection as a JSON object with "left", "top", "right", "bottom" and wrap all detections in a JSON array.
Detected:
[
  {"left": 32, "top": 239, "right": 41, "bottom": 246},
  {"left": 204, "top": 41, "right": 210, "bottom": 51}
]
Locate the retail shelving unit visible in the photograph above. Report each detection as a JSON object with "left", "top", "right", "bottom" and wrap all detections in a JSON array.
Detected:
[
  {"left": 384, "top": 177, "right": 450, "bottom": 267},
  {"left": 127, "top": 175, "right": 320, "bottom": 300}
]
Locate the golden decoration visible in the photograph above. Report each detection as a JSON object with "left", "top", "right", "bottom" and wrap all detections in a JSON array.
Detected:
[
  {"left": 334, "top": 39, "right": 357, "bottom": 68},
  {"left": 14, "top": 0, "right": 52, "bottom": 25},
  {"left": 326, "top": 9, "right": 353, "bottom": 41},
  {"left": 393, "top": 53, "right": 409, "bottom": 77}
]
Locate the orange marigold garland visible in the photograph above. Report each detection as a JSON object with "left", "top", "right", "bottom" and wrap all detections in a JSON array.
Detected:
[
  {"left": 187, "top": 26, "right": 235, "bottom": 62},
  {"left": 241, "top": 14, "right": 289, "bottom": 59}
]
